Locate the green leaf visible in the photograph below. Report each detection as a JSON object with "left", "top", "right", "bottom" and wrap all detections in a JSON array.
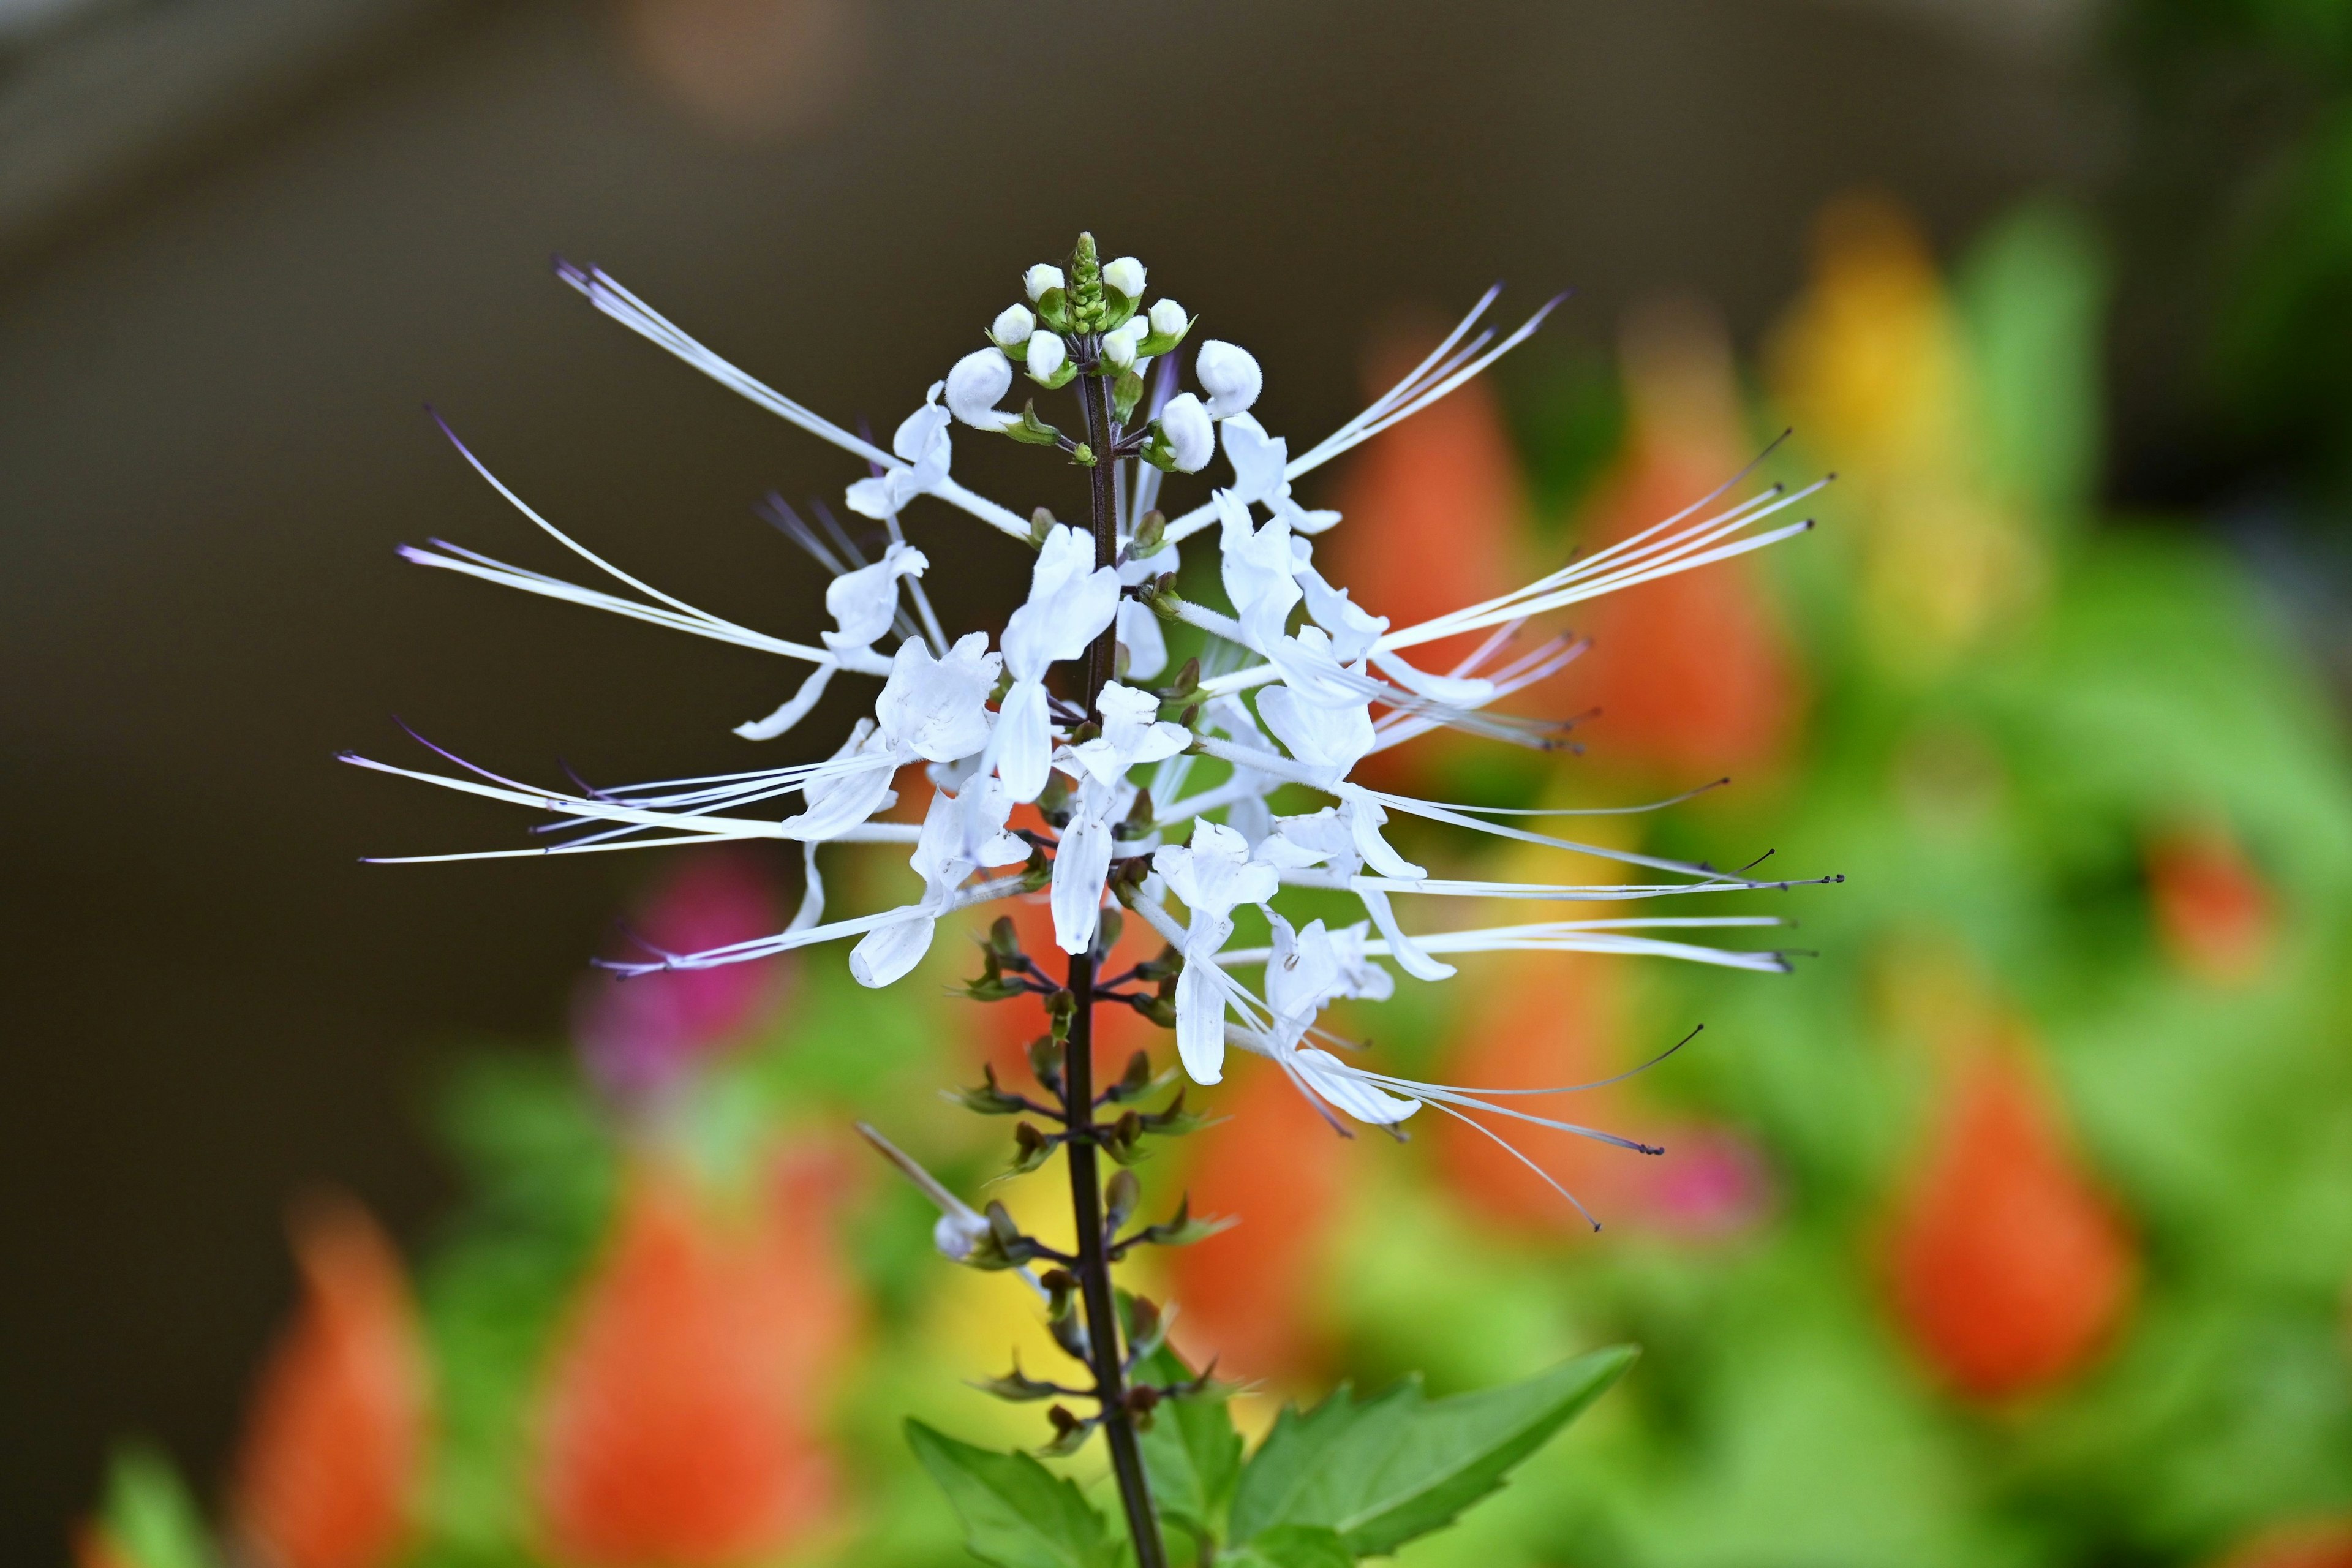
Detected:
[
  {"left": 1227, "top": 1346, "right": 1636, "bottom": 1557},
  {"left": 1133, "top": 1342, "right": 1243, "bottom": 1539},
  {"left": 907, "top": 1419, "right": 1115, "bottom": 1568},
  {"left": 1217, "top": 1524, "right": 1353, "bottom": 1568}
]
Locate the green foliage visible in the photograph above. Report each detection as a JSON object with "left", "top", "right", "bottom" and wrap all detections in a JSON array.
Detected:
[
  {"left": 907, "top": 1420, "right": 1116, "bottom": 1568},
  {"left": 94, "top": 1445, "right": 216, "bottom": 1568},
  {"left": 1220, "top": 1525, "right": 1357, "bottom": 1568},
  {"left": 1132, "top": 1344, "right": 1243, "bottom": 1540},
  {"left": 1227, "top": 1347, "right": 1636, "bottom": 1558},
  {"left": 1955, "top": 201, "right": 2107, "bottom": 529},
  {"left": 910, "top": 1349, "right": 1632, "bottom": 1567}
]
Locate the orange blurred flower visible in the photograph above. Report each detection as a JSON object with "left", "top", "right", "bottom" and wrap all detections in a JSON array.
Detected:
[
  {"left": 2146, "top": 823, "right": 2277, "bottom": 986},
  {"left": 1882, "top": 1039, "right": 2138, "bottom": 1401},
  {"left": 530, "top": 1148, "right": 861, "bottom": 1567},
  {"left": 1433, "top": 947, "right": 1768, "bottom": 1238},
  {"left": 1165, "top": 1054, "right": 1358, "bottom": 1387},
  {"left": 2211, "top": 1520, "right": 2352, "bottom": 1568},
  {"left": 1436, "top": 951, "right": 1632, "bottom": 1233},
  {"left": 1566, "top": 298, "right": 1801, "bottom": 780},
  {"left": 2210, "top": 1519, "right": 2352, "bottom": 1568},
  {"left": 227, "top": 1197, "right": 428, "bottom": 1568}
]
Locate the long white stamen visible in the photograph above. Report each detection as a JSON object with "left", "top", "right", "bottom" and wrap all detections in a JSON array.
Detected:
[{"left": 557, "top": 262, "right": 1033, "bottom": 541}]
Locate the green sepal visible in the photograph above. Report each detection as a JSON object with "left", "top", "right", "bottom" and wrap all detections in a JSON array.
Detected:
[
  {"left": 954, "top": 1063, "right": 1030, "bottom": 1114},
  {"left": 1137, "top": 314, "right": 1197, "bottom": 359},
  {"left": 1112, "top": 369, "right": 1147, "bottom": 423},
  {"left": 1031, "top": 358, "right": 1079, "bottom": 393},
  {"left": 972, "top": 1360, "right": 1074, "bottom": 1403},
  {"left": 1008, "top": 400, "right": 1066, "bottom": 446},
  {"left": 1102, "top": 1049, "right": 1177, "bottom": 1102},
  {"left": 1131, "top": 510, "right": 1169, "bottom": 559},
  {"left": 905, "top": 1419, "right": 1116, "bottom": 1568},
  {"left": 1138, "top": 1088, "right": 1213, "bottom": 1136},
  {"left": 1227, "top": 1346, "right": 1637, "bottom": 1558},
  {"left": 1123, "top": 1194, "right": 1234, "bottom": 1251},
  {"left": 1008, "top": 1121, "right": 1057, "bottom": 1175},
  {"left": 1036, "top": 287, "right": 1072, "bottom": 334},
  {"left": 1101, "top": 287, "right": 1140, "bottom": 332}
]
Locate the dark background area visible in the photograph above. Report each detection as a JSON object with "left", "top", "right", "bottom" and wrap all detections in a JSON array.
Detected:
[{"left": 0, "top": 0, "right": 2131, "bottom": 1555}]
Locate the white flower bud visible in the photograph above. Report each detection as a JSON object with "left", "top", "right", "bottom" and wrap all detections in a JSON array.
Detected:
[
  {"left": 990, "top": 303, "right": 1035, "bottom": 348},
  {"left": 1148, "top": 298, "right": 1187, "bottom": 338},
  {"left": 944, "top": 347, "right": 1015, "bottom": 431},
  {"left": 933, "top": 1210, "right": 991, "bottom": 1262},
  {"left": 1102, "top": 317, "right": 1148, "bottom": 369},
  {"left": 1104, "top": 255, "right": 1147, "bottom": 299},
  {"left": 1159, "top": 391, "right": 1215, "bottom": 473},
  {"left": 1024, "top": 263, "right": 1065, "bottom": 302},
  {"left": 1196, "top": 339, "right": 1262, "bottom": 420},
  {"left": 1025, "top": 329, "right": 1067, "bottom": 383}
]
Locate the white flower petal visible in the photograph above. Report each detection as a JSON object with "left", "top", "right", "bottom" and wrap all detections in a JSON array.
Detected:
[
  {"left": 849, "top": 910, "right": 937, "bottom": 987},
  {"left": 1158, "top": 393, "right": 1215, "bottom": 473},
  {"left": 1050, "top": 804, "right": 1114, "bottom": 955},
  {"left": 946, "top": 347, "right": 1016, "bottom": 432},
  {"left": 1196, "top": 339, "right": 1262, "bottom": 420},
  {"left": 1117, "top": 597, "right": 1167, "bottom": 682},
  {"left": 990, "top": 679, "right": 1054, "bottom": 803}
]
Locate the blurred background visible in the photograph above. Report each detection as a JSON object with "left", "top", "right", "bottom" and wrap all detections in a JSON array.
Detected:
[{"left": 7, "top": 0, "right": 2352, "bottom": 1564}]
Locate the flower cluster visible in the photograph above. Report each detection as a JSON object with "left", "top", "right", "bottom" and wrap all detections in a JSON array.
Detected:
[{"left": 355, "top": 233, "right": 1831, "bottom": 1216}]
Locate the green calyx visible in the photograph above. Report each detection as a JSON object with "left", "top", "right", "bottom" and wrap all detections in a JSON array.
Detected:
[{"left": 1068, "top": 231, "right": 1113, "bottom": 333}]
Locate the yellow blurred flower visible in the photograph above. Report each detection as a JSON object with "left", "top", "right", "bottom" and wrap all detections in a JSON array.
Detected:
[{"left": 1769, "top": 194, "right": 2045, "bottom": 677}]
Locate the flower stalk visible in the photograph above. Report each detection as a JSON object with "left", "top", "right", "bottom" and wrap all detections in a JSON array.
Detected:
[{"left": 1060, "top": 282, "right": 1170, "bottom": 1568}]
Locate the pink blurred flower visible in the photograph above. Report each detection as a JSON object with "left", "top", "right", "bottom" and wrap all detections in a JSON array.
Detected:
[{"left": 575, "top": 853, "right": 789, "bottom": 1101}]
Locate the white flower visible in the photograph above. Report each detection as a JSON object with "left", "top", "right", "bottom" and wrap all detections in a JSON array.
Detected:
[
  {"left": 990, "top": 304, "right": 1035, "bottom": 349},
  {"left": 933, "top": 1210, "right": 992, "bottom": 1262},
  {"left": 1196, "top": 339, "right": 1262, "bottom": 420},
  {"left": 1102, "top": 317, "right": 1148, "bottom": 370},
  {"left": 1216, "top": 489, "right": 1303, "bottom": 652},
  {"left": 1114, "top": 538, "right": 1176, "bottom": 682},
  {"left": 1221, "top": 413, "right": 1340, "bottom": 534},
  {"left": 874, "top": 631, "right": 1000, "bottom": 763},
  {"left": 1258, "top": 667, "right": 1376, "bottom": 782},
  {"left": 1295, "top": 556, "right": 1387, "bottom": 665},
  {"left": 786, "top": 718, "right": 900, "bottom": 841},
  {"left": 1152, "top": 820, "right": 1280, "bottom": 1082},
  {"left": 945, "top": 347, "right": 1016, "bottom": 432},
  {"left": 1158, "top": 392, "right": 1215, "bottom": 473},
  {"left": 990, "top": 525, "right": 1120, "bottom": 801},
  {"left": 1148, "top": 298, "right": 1186, "bottom": 339},
  {"left": 1103, "top": 255, "right": 1147, "bottom": 298},
  {"left": 850, "top": 770, "right": 1027, "bottom": 986},
  {"left": 1049, "top": 778, "right": 1118, "bottom": 956},
  {"left": 1068, "top": 682, "right": 1189, "bottom": 786},
  {"left": 845, "top": 386, "right": 954, "bottom": 518},
  {"left": 1026, "top": 329, "right": 1068, "bottom": 384},
  {"left": 821, "top": 540, "right": 927, "bottom": 655},
  {"left": 1024, "top": 263, "right": 1064, "bottom": 301}
]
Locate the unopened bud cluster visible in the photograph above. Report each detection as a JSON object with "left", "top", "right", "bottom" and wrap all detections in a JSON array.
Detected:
[{"left": 946, "top": 232, "right": 1259, "bottom": 476}]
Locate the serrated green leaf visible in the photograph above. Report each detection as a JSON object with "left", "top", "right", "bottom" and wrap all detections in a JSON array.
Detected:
[
  {"left": 1217, "top": 1524, "right": 1353, "bottom": 1568},
  {"left": 1133, "top": 1342, "right": 1243, "bottom": 1539},
  {"left": 907, "top": 1419, "right": 1115, "bottom": 1568},
  {"left": 1227, "top": 1346, "right": 1635, "bottom": 1556}
]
